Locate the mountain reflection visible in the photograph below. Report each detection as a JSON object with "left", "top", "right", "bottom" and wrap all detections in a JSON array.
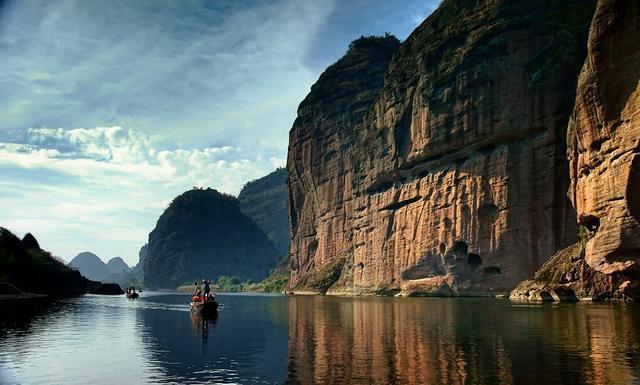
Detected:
[
  {"left": 1, "top": 294, "right": 638, "bottom": 385},
  {"left": 285, "top": 297, "right": 640, "bottom": 385}
]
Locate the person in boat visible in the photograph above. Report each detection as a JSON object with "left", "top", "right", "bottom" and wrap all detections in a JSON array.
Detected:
[
  {"left": 202, "top": 279, "right": 211, "bottom": 299},
  {"left": 193, "top": 281, "right": 202, "bottom": 297}
]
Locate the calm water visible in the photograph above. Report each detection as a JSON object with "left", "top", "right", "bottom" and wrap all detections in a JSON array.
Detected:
[{"left": 1, "top": 293, "right": 639, "bottom": 385}]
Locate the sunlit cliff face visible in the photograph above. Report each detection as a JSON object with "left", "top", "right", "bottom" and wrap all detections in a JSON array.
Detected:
[{"left": 568, "top": 0, "right": 640, "bottom": 276}]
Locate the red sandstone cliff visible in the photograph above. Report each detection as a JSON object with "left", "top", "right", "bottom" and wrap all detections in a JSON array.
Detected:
[
  {"left": 288, "top": 0, "right": 597, "bottom": 295},
  {"left": 568, "top": 0, "right": 640, "bottom": 278},
  {"left": 512, "top": 0, "right": 640, "bottom": 301},
  {"left": 287, "top": 35, "right": 400, "bottom": 293}
]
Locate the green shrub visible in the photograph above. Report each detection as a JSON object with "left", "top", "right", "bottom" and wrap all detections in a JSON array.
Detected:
[{"left": 578, "top": 225, "right": 588, "bottom": 244}]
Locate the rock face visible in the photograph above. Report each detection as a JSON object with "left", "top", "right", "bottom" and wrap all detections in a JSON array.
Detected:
[
  {"left": 69, "top": 252, "right": 111, "bottom": 281},
  {"left": 144, "top": 188, "right": 279, "bottom": 289},
  {"left": 238, "top": 168, "right": 290, "bottom": 255},
  {"left": 132, "top": 244, "right": 147, "bottom": 276},
  {"left": 287, "top": 1, "right": 597, "bottom": 295},
  {"left": 567, "top": 0, "right": 640, "bottom": 279},
  {"left": 287, "top": 35, "right": 401, "bottom": 293},
  {"left": 90, "top": 283, "right": 125, "bottom": 295},
  {"left": 510, "top": 242, "right": 640, "bottom": 301}
]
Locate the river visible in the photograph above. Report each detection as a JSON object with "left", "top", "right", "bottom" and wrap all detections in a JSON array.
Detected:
[{"left": 1, "top": 292, "right": 639, "bottom": 384}]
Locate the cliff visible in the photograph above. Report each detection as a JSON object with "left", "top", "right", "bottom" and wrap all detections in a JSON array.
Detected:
[
  {"left": 567, "top": 0, "right": 640, "bottom": 280},
  {"left": 144, "top": 188, "right": 279, "bottom": 289},
  {"left": 238, "top": 168, "right": 290, "bottom": 255},
  {"left": 287, "top": 1, "right": 597, "bottom": 295},
  {"left": 287, "top": 35, "right": 401, "bottom": 293},
  {"left": 514, "top": 0, "right": 640, "bottom": 301},
  {"left": 0, "top": 228, "right": 93, "bottom": 295}
]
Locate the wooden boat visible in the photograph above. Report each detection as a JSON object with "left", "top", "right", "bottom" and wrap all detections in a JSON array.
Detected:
[
  {"left": 126, "top": 292, "right": 139, "bottom": 299},
  {"left": 190, "top": 296, "right": 218, "bottom": 316}
]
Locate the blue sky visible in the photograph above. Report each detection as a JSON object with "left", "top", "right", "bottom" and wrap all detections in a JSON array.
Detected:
[{"left": 0, "top": 0, "right": 440, "bottom": 265}]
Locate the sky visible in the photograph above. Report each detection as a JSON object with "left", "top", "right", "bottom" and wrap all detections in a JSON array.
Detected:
[{"left": 0, "top": 0, "right": 440, "bottom": 265}]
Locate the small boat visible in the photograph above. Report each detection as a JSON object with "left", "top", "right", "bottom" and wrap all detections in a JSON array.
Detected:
[
  {"left": 126, "top": 292, "right": 139, "bottom": 299},
  {"left": 190, "top": 295, "right": 218, "bottom": 317}
]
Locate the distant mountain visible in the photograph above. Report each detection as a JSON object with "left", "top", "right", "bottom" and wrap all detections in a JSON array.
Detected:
[
  {"left": 144, "top": 188, "right": 279, "bottom": 289},
  {"left": 0, "top": 228, "right": 92, "bottom": 295},
  {"left": 69, "top": 252, "right": 111, "bottom": 281},
  {"left": 106, "top": 257, "right": 130, "bottom": 275},
  {"left": 238, "top": 168, "right": 290, "bottom": 255}
]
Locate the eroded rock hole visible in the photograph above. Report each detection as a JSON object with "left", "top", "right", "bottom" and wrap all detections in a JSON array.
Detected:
[
  {"left": 357, "top": 262, "right": 364, "bottom": 269},
  {"left": 452, "top": 240, "right": 468, "bottom": 258},
  {"left": 439, "top": 243, "right": 447, "bottom": 255},
  {"left": 579, "top": 215, "right": 600, "bottom": 232},
  {"left": 467, "top": 253, "right": 482, "bottom": 266}
]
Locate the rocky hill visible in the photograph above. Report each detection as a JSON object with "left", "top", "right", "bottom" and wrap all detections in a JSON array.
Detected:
[
  {"left": 0, "top": 228, "right": 93, "bottom": 295},
  {"left": 238, "top": 168, "right": 290, "bottom": 256},
  {"left": 144, "top": 188, "right": 279, "bottom": 289},
  {"left": 287, "top": 0, "right": 600, "bottom": 295}
]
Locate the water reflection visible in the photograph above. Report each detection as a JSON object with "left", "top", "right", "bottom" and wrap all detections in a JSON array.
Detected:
[
  {"left": 285, "top": 297, "right": 640, "bottom": 385},
  {"left": 135, "top": 294, "right": 289, "bottom": 384},
  {"left": 189, "top": 312, "right": 218, "bottom": 347},
  {"left": 1, "top": 294, "right": 639, "bottom": 384}
]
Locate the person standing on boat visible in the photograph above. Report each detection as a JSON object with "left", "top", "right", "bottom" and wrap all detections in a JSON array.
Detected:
[{"left": 202, "top": 279, "right": 211, "bottom": 299}]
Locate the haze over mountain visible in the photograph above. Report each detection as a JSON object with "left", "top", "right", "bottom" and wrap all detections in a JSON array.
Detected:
[
  {"left": 69, "top": 252, "right": 111, "bottom": 281},
  {"left": 69, "top": 252, "right": 131, "bottom": 282},
  {"left": 106, "top": 257, "right": 130, "bottom": 275}
]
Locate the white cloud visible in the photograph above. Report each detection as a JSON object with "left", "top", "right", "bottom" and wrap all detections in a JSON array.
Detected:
[
  {"left": 0, "top": 0, "right": 336, "bottom": 150},
  {"left": 0, "top": 126, "right": 284, "bottom": 265},
  {"left": 0, "top": 0, "right": 443, "bottom": 265}
]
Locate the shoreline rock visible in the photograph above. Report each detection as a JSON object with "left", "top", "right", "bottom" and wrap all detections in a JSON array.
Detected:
[
  {"left": 89, "top": 283, "right": 125, "bottom": 295},
  {"left": 510, "top": 242, "right": 639, "bottom": 302}
]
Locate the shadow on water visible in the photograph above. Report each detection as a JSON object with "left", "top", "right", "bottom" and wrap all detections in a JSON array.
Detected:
[{"left": 0, "top": 297, "right": 68, "bottom": 333}]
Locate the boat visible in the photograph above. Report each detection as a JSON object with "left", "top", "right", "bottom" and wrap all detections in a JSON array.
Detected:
[
  {"left": 190, "top": 295, "right": 218, "bottom": 317},
  {"left": 126, "top": 292, "right": 139, "bottom": 299}
]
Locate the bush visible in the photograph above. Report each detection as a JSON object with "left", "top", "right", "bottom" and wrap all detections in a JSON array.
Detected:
[{"left": 578, "top": 225, "right": 588, "bottom": 244}]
